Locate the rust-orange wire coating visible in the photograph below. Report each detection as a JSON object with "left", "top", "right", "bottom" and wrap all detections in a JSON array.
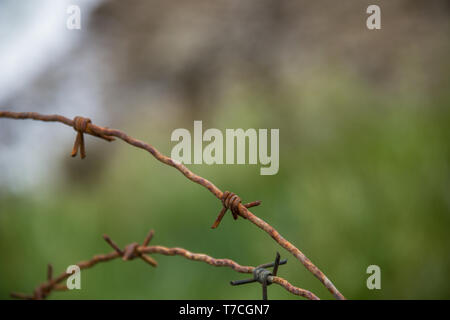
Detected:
[{"left": 10, "top": 230, "right": 319, "bottom": 300}]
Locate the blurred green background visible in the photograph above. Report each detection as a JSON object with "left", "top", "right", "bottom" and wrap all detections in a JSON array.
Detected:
[{"left": 0, "top": 0, "right": 449, "bottom": 299}]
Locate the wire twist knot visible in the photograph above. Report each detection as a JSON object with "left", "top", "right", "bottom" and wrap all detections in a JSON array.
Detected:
[
  {"left": 71, "top": 116, "right": 114, "bottom": 159},
  {"left": 211, "top": 191, "right": 261, "bottom": 229}
]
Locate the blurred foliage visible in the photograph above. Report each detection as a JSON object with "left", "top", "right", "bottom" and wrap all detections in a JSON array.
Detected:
[{"left": 0, "top": 68, "right": 449, "bottom": 300}]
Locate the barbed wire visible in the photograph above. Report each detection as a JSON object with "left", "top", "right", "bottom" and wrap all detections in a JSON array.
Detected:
[
  {"left": 0, "top": 111, "right": 345, "bottom": 300},
  {"left": 10, "top": 230, "right": 320, "bottom": 300}
]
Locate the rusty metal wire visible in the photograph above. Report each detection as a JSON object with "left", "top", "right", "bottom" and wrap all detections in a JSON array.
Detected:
[
  {"left": 0, "top": 111, "right": 345, "bottom": 300},
  {"left": 10, "top": 230, "right": 320, "bottom": 300}
]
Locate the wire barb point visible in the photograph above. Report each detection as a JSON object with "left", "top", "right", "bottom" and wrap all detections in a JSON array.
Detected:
[
  {"left": 0, "top": 111, "right": 344, "bottom": 300},
  {"left": 230, "top": 252, "right": 285, "bottom": 300},
  {"left": 211, "top": 191, "right": 261, "bottom": 229}
]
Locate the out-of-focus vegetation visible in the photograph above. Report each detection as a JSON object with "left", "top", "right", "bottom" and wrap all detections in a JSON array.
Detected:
[{"left": 1, "top": 66, "right": 449, "bottom": 299}]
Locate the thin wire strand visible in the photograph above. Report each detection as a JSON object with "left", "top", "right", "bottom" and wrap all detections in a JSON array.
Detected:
[{"left": 10, "top": 231, "right": 320, "bottom": 300}]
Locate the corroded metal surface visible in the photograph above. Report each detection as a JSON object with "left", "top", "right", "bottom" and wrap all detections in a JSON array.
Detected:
[{"left": 271, "top": 276, "right": 320, "bottom": 300}]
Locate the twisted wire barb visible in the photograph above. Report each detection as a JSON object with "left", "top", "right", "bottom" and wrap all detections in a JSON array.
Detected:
[
  {"left": 10, "top": 230, "right": 319, "bottom": 300},
  {"left": 231, "top": 252, "right": 288, "bottom": 300},
  {"left": 212, "top": 191, "right": 261, "bottom": 228},
  {"left": 0, "top": 111, "right": 345, "bottom": 300}
]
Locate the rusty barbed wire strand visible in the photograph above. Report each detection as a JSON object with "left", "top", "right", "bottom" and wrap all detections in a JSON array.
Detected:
[
  {"left": 0, "top": 110, "right": 345, "bottom": 300},
  {"left": 10, "top": 230, "right": 319, "bottom": 300}
]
